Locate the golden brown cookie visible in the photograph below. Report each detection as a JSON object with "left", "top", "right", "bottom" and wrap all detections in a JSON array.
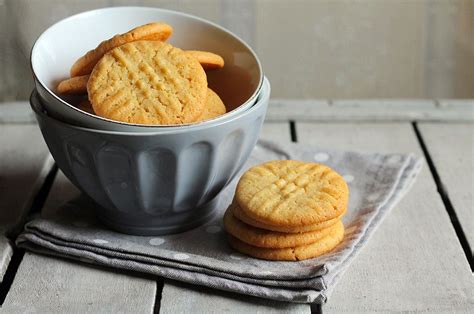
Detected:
[
  {"left": 228, "top": 221, "right": 344, "bottom": 261},
  {"left": 57, "top": 75, "right": 89, "bottom": 94},
  {"left": 231, "top": 201, "right": 343, "bottom": 233},
  {"left": 186, "top": 50, "right": 224, "bottom": 70},
  {"left": 224, "top": 205, "right": 339, "bottom": 248},
  {"left": 77, "top": 100, "right": 95, "bottom": 114},
  {"left": 236, "top": 160, "right": 349, "bottom": 228},
  {"left": 196, "top": 88, "right": 226, "bottom": 122},
  {"left": 87, "top": 40, "right": 208, "bottom": 125},
  {"left": 70, "top": 22, "right": 173, "bottom": 77}
]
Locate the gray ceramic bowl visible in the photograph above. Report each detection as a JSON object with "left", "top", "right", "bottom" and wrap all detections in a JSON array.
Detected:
[
  {"left": 31, "top": 6, "right": 263, "bottom": 131},
  {"left": 31, "top": 78, "right": 270, "bottom": 235}
]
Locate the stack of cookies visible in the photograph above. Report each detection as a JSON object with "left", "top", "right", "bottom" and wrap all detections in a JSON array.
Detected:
[
  {"left": 56, "top": 22, "right": 226, "bottom": 125},
  {"left": 224, "top": 160, "right": 349, "bottom": 261}
]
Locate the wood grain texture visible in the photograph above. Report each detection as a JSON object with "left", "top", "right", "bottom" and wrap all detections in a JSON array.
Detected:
[
  {"left": 266, "top": 99, "right": 474, "bottom": 122},
  {"left": 2, "top": 253, "right": 156, "bottom": 313},
  {"left": 259, "top": 121, "right": 292, "bottom": 142},
  {"left": 160, "top": 122, "right": 310, "bottom": 312},
  {"left": 2, "top": 169, "right": 157, "bottom": 312},
  {"left": 418, "top": 123, "right": 474, "bottom": 253},
  {"left": 0, "top": 124, "right": 53, "bottom": 282},
  {"left": 160, "top": 280, "right": 310, "bottom": 314},
  {"left": 0, "top": 102, "right": 36, "bottom": 124},
  {"left": 296, "top": 122, "right": 473, "bottom": 312}
]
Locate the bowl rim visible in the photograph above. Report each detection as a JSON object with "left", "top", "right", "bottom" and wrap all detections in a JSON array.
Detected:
[
  {"left": 31, "top": 77, "right": 270, "bottom": 136},
  {"left": 30, "top": 6, "right": 264, "bottom": 129}
]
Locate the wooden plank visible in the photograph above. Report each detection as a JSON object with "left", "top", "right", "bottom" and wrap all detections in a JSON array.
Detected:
[
  {"left": 266, "top": 99, "right": 473, "bottom": 122},
  {"left": 296, "top": 122, "right": 473, "bottom": 312},
  {"left": 2, "top": 252, "right": 156, "bottom": 313},
  {"left": 2, "top": 170, "right": 158, "bottom": 312},
  {"left": 418, "top": 123, "right": 474, "bottom": 253},
  {"left": 0, "top": 102, "right": 36, "bottom": 124},
  {"left": 438, "top": 99, "right": 474, "bottom": 109},
  {"left": 160, "top": 122, "right": 310, "bottom": 312},
  {"left": 160, "top": 280, "right": 310, "bottom": 314},
  {"left": 0, "top": 124, "right": 53, "bottom": 282}
]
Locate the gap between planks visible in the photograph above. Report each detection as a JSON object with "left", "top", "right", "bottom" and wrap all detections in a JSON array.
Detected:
[
  {"left": 412, "top": 122, "right": 473, "bottom": 271},
  {"left": 158, "top": 122, "right": 311, "bottom": 313},
  {"left": 4, "top": 122, "right": 310, "bottom": 312},
  {"left": 1, "top": 170, "right": 158, "bottom": 312},
  {"left": 295, "top": 122, "right": 472, "bottom": 312},
  {"left": 2, "top": 121, "right": 472, "bottom": 310},
  {"left": 0, "top": 163, "right": 57, "bottom": 305},
  {"left": 153, "top": 279, "right": 164, "bottom": 313}
]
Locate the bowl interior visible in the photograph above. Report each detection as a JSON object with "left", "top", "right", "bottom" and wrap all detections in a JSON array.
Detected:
[{"left": 32, "top": 7, "right": 262, "bottom": 115}]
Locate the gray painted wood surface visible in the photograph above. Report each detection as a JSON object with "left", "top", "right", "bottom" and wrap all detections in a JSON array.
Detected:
[
  {"left": 159, "top": 122, "right": 310, "bottom": 313},
  {"left": 419, "top": 123, "right": 474, "bottom": 253},
  {"left": 160, "top": 280, "right": 310, "bottom": 314},
  {"left": 0, "top": 102, "right": 35, "bottom": 124},
  {"left": 267, "top": 99, "right": 474, "bottom": 122},
  {"left": 2, "top": 253, "right": 156, "bottom": 313},
  {"left": 4, "top": 122, "right": 309, "bottom": 312},
  {"left": 0, "top": 115, "right": 472, "bottom": 312},
  {"left": 296, "top": 122, "right": 474, "bottom": 313},
  {"left": 2, "top": 170, "right": 158, "bottom": 312},
  {"left": 0, "top": 124, "right": 53, "bottom": 282}
]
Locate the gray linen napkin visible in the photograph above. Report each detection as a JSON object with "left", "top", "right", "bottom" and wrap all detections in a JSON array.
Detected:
[{"left": 17, "top": 140, "right": 422, "bottom": 304}]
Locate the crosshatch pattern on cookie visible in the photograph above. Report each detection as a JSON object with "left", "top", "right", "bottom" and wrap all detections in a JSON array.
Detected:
[
  {"left": 87, "top": 40, "right": 207, "bottom": 125},
  {"left": 236, "top": 160, "right": 349, "bottom": 227}
]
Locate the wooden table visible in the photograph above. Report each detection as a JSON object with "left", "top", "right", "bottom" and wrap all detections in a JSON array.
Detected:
[{"left": 0, "top": 100, "right": 472, "bottom": 313}]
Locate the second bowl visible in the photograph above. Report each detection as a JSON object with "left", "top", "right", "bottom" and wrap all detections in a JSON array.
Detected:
[{"left": 31, "top": 6, "right": 263, "bottom": 132}]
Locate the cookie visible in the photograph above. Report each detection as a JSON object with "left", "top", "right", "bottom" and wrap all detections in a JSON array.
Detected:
[
  {"left": 227, "top": 221, "right": 344, "bottom": 261},
  {"left": 70, "top": 22, "right": 173, "bottom": 77},
  {"left": 77, "top": 100, "right": 95, "bottom": 114},
  {"left": 224, "top": 205, "right": 339, "bottom": 248},
  {"left": 57, "top": 75, "right": 89, "bottom": 94},
  {"left": 236, "top": 160, "right": 349, "bottom": 227},
  {"left": 87, "top": 40, "right": 208, "bottom": 125},
  {"left": 196, "top": 88, "right": 226, "bottom": 121},
  {"left": 186, "top": 50, "right": 224, "bottom": 70},
  {"left": 231, "top": 201, "right": 343, "bottom": 233}
]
